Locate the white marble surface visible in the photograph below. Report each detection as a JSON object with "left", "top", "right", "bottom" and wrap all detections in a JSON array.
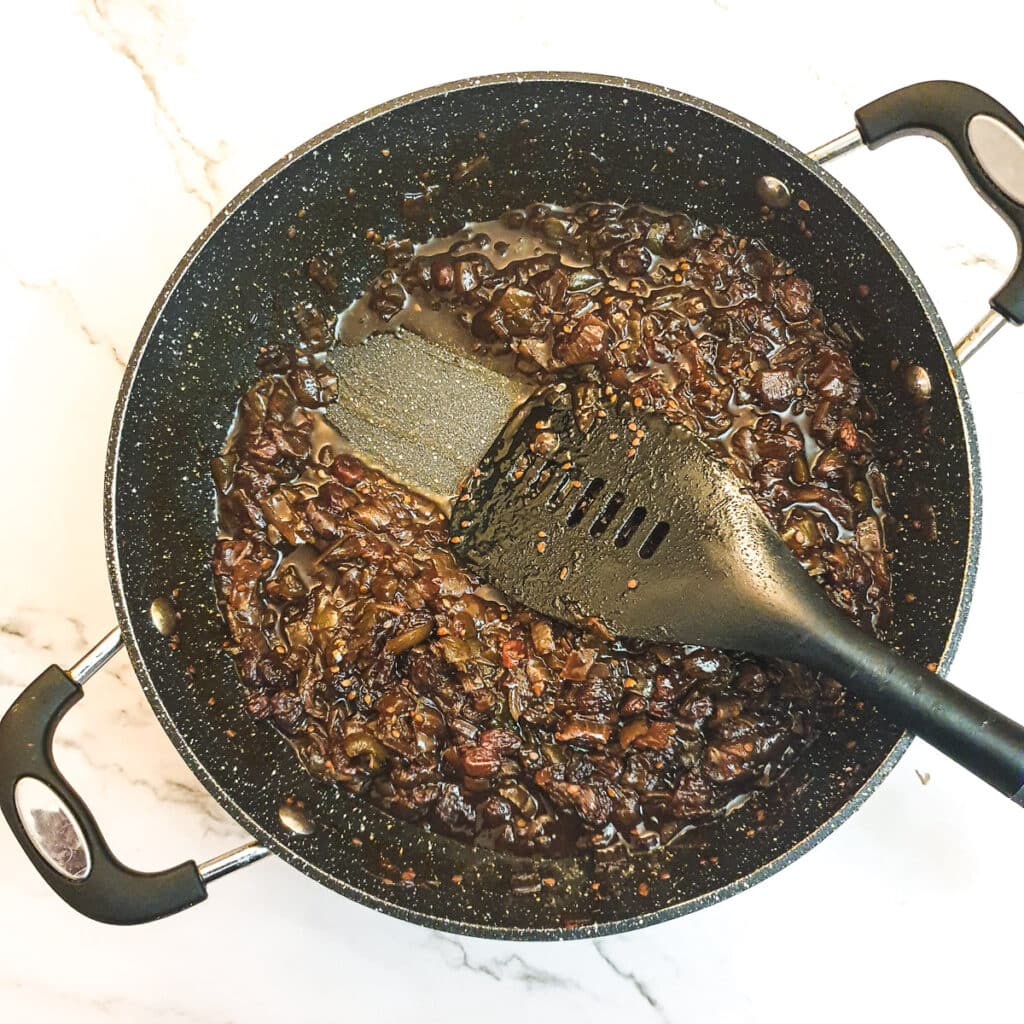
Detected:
[{"left": 2, "top": 1, "right": 1024, "bottom": 1020}]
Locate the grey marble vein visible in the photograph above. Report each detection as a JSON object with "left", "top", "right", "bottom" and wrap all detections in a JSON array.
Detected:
[
  {"left": 0, "top": 608, "right": 108, "bottom": 681},
  {"left": 16, "top": 278, "right": 127, "bottom": 368},
  {"left": 0, "top": 688, "right": 235, "bottom": 841},
  {"left": 594, "top": 942, "right": 667, "bottom": 1022},
  {"left": 0, "top": 976, "right": 240, "bottom": 1024},
  {"left": 84, "top": 0, "right": 224, "bottom": 218},
  {"left": 431, "top": 933, "right": 579, "bottom": 990},
  {"left": 0, "top": 608, "right": 240, "bottom": 842},
  {"left": 942, "top": 241, "right": 1008, "bottom": 271}
]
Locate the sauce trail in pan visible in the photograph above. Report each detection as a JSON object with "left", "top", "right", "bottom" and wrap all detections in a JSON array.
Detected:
[{"left": 212, "top": 202, "right": 895, "bottom": 857}]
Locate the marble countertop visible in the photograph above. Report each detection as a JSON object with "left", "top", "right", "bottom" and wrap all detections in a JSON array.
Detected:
[{"left": 3, "top": 2, "right": 1024, "bottom": 1021}]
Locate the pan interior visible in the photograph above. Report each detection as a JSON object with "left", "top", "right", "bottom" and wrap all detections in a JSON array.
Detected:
[{"left": 108, "top": 75, "right": 975, "bottom": 938}]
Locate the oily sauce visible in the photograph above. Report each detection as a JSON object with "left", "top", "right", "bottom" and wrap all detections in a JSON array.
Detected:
[{"left": 212, "top": 202, "right": 892, "bottom": 856}]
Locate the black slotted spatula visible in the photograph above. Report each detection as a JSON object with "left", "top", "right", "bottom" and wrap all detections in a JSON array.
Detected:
[{"left": 451, "top": 386, "right": 1024, "bottom": 807}]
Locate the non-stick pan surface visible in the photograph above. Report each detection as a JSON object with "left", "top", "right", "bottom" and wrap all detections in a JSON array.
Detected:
[{"left": 106, "top": 73, "right": 978, "bottom": 937}]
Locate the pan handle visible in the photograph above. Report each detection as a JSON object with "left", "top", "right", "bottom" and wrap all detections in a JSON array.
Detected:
[
  {"left": 0, "top": 628, "right": 268, "bottom": 924},
  {"left": 809, "top": 81, "right": 1024, "bottom": 358}
]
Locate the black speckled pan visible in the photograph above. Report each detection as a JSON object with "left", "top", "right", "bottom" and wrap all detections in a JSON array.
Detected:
[{"left": 6, "top": 73, "right": 1024, "bottom": 937}]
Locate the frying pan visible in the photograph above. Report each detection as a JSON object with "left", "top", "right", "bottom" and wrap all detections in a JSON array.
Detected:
[{"left": 2, "top": 73, "right": 1023, "bottom": 938}]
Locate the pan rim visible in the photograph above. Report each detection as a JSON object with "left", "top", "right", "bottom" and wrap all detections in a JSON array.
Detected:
[{"left": 103, "top": 70, "right": 980, "bottom": 940}]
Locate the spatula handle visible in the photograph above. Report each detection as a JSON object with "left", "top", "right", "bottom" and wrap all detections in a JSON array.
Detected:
[{"left": 804, "top": 615, "right": 1024, "bottom": 804}]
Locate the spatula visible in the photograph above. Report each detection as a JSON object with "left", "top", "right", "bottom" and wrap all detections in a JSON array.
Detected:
[
  {"left": 323, "top": 324, "right": 533, "bottom": 501},
  {"left": 450, "top": 386, "right": 1024, "bottom": 806}
]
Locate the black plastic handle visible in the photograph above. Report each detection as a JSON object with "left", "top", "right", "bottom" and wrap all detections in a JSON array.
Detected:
[
  {"left": 799, "top": 610, "right": 1024, "bottom": 804},
  {"left": 0, "top": 665, "right": 207, "bottom": 924},
  {"left": 855, "top": 80, "right": 1024, "bottom": 325}
]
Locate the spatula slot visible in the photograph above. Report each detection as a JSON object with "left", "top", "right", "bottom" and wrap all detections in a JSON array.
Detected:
[
  {"left": 525, "top": 461, "right": 559, "bottom": 500},
  {"left": 545, "top": 473, "right": 573, "bottom": 509},
  {"left": 524, "top": 457, "right": 551, "bottom": 496},
  {"left": 567, "top": 477, "right": 605, "bottom": 527},
  {"left": 590, "top": 491, "right": 626, "bottom": 536},
  {"left": 614, "top": 506, "right": 647, "bottom": 546},
  {"left": 505, "top": 452, "right": 538, "bottom": 492},
  {"left": 638, "top": 520, "right": 671, "bottom": 559}
]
